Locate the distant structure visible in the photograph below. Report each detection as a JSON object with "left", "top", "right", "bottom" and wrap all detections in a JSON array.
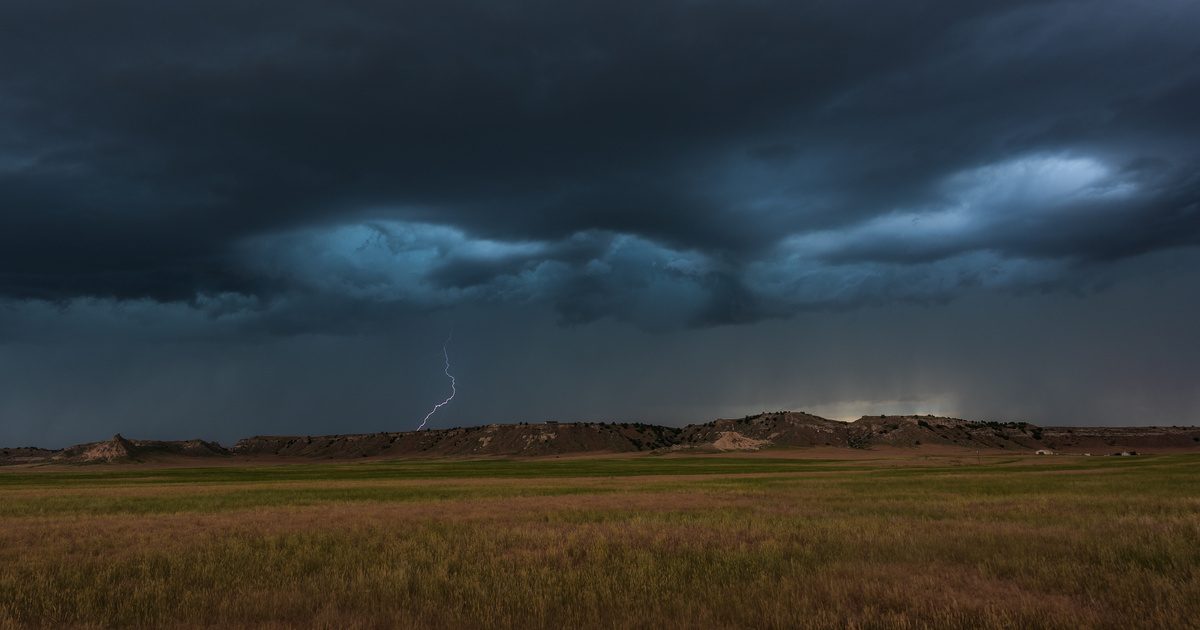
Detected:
[{"left": 1035, "top": 449, "right": 1054, "bottom": 455}]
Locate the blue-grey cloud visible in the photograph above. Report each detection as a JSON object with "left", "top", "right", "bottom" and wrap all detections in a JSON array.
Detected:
[{"left": 1, "top": 0, "right": 1197, "bottom": 329}]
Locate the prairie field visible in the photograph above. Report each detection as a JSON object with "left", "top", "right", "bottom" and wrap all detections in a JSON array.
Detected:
[{"left": 1, "top": 453, "right": 1198, "bottom": 629}]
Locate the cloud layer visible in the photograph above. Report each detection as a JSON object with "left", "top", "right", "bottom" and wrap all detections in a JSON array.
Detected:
[
  {"left": 2, "top": 0, "right": 1200, "bottom": 443},
  {"left": 2, "top": 0, "right": 1198, "bottom": 328}
]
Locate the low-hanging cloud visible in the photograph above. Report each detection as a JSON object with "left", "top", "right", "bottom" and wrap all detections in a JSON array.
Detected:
[{"left": 214, "top": 149, "right": 1188, "bottom": 329}]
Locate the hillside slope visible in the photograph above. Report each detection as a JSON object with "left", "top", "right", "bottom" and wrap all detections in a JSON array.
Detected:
[
  {"left": 48, "top": 435, "right": 230, "bottom": 463},
  {"left": 674, "top": 412, "right": 1199, "bottom": 452},
  {"left": 233, "top": 422, "right": 680, "bottom": 458},
  {"left": 5, "top": 414, "right": 1200, "bottom": 465},
  {"left": 677, "top": 411, "right": 850, "bottom": 449}
]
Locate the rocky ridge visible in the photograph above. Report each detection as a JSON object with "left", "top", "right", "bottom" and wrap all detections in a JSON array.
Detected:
[{"left": 4, "top": 413, "right": 1200, "bottom": 465}]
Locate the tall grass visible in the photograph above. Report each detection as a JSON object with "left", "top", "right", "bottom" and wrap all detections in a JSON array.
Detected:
[{"left": 2, "top": 454, "right": 1197, "bottom": 628}]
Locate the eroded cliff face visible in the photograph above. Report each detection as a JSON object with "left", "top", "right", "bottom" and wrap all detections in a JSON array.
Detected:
[{"left": 42, "top": 434, "right": 230, "bottom": 463}]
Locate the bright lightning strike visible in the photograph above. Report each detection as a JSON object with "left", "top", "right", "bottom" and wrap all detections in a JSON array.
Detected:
[{"left": 417, "top": 332, "right": 456, "bottom": 430}]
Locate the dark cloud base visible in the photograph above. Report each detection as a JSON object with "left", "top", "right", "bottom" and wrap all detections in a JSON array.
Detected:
[
  {"left": 1, "top": 0, "right": 1198, "bottom": 443},
  {"left": 2, "top": 0, "right": 1198, "bottom": 323}
]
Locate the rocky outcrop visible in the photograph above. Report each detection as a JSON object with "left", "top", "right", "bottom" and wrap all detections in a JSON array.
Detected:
[{"left": 48, "top": 434, "right": 229, "bottom": 464}]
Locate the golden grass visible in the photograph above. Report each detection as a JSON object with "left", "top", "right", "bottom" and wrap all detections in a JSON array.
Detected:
[{"left": 1, "top": 454, "right": 1198, "bottom": 628}]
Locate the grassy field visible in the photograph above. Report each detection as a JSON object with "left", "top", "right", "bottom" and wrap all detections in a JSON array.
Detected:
[{"left": 1, "top": 453, "right": 1198, "bottom": 629}]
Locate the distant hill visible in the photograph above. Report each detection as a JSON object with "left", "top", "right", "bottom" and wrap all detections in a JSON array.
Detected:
[
  {"left": 3, "top": 413, "right": 1199, "bottom": 465},
  {"left": 0, "top": 446, "right": 57, "bottom": 465},
  {"left": 1037, "top": 425, "right": 1200, "bottom": 452},
  {"left": 45, "top": 434, "right": 229, "bottom": 464},
  {"left": 233, "top": 422, "right": 679, "bottom": 459},
  {"left": 675, "top": 412, "right": 1044, "bottom": 451},
  {"left": 679, "top": 411, "right": 849, "bottom": 449}
]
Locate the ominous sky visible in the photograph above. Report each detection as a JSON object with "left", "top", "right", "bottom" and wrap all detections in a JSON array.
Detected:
[{"left": 3, "top": 0, "right": 1199, "bottom": 446}]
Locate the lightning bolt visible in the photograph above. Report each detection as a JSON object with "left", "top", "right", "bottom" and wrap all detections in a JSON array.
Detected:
[{"left": 417, "top": 331, "right": 456, "bottom": 430}]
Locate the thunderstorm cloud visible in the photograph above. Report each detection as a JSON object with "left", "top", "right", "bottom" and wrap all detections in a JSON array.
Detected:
[{"left": 1, "top": 0, "right": 1198, "bottom": 444}]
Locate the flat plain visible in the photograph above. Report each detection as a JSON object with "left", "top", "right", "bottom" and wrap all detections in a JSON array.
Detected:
[{"left": 2, "top": 452, "right": 1198, "bottom": 629}]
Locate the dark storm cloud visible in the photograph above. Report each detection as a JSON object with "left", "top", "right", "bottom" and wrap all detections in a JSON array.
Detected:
[{"left": 1, "top": 0, "right": 1199, "bottom": 327}]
